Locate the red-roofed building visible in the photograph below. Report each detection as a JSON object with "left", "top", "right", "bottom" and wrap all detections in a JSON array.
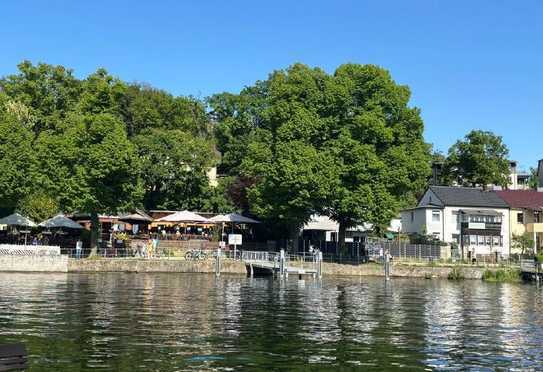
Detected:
[{"left": 495, "top": 190, "right": 543, "bottom": 254}]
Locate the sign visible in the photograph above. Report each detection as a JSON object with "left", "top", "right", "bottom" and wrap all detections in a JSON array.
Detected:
[
  {"left": 228, "top": 234, "right": 242, "bottom": 245},
  {"left": 468, "top": 222, "right": 486, "bottom": 230}
]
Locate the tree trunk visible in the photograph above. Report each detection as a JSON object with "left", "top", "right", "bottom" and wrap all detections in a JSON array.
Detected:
[
  {"left": 338, "top": 222, "right": 347, "bottom": 256},
  {"left": 288, "top": 224, "right": 301, "bottom": 254},
  {"left": 89, "top": 211, "right": 100, "bottom": 257}
]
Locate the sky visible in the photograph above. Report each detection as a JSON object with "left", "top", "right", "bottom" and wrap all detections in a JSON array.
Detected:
[{"left": 2, "top": 0, "right": 542, "bottom": 170}]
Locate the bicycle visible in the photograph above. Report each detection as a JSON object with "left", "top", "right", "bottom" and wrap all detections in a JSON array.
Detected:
[{"left": 184, "top": 249, "right": 208, "bottom": 260}]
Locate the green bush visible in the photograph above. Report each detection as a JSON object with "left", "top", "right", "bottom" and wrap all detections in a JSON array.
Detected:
[
  {"left": 447, "top": 267, "right": 464, "bottom": 280},
  {"left": 482, "top": 269, "right": 522, "bottom": 283}
]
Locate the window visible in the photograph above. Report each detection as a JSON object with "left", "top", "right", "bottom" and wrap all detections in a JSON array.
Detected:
[
  {"left": 432, "top": 232, "right": 441, "bottom": 240},
  {"left": 517, "top": 212, "right": 524, "bottom": 224},
  {"left": 411, "top": 211, "right": 414, "bottom": 222},
  {"left": 485, "top": 236, "right": 492, "bottom": 245},
  {"left": 432, "top": 210, "right": 440, "bottom": 222},
  {"left": 470, "top": 235, "right": 477, "bottom": 245},
  {"left": 478, "top": 236, "right": 485, "bottom": 246},
  {"left": 493, "top": 236, "right": 501, "bottom": 246},
  {"left": 535, "top": 211, "right": 541, "bottom": 223}
]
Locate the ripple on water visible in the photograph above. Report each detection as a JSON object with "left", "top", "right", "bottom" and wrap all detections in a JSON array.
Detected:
[{"left": 0, "top": 273, "right": 542, "bottom": 371}]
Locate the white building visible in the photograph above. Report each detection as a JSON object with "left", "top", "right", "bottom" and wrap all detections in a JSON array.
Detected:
[
  {"left": 401, "top": 186, "right": 510, "bottom": 259},
  {"left": 302, "top": 215, "right": 401, "bottom": 243}
]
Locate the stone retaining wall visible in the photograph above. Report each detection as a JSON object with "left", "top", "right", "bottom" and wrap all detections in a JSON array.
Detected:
[
  {"left": 0, "top": 255, "right": 68, "bottom": 272},
  {"left": 322, "top": 262, "right": 488, "bottom": 279},
  {"left": 67, "top": 258, "right": 490, "bottom": 279},
  {"left": 68, "top": 258, "right": 246, "bottom": 274}
]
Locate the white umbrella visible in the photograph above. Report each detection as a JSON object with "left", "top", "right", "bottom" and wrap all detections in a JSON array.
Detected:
[
  {"left": 156, "top": 210, "right": 210, "bottom": 223},
  {"left": 209, "top": 213, "right": 260, "bottom": 224}
]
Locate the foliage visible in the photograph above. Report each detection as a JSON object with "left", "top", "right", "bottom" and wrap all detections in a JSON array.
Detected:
[
  {"left": 132, "top": 128, "right": 216, "bottom": 211},
  {"left": 447, "top": 267, "right": 465, "bottom": 280},
  {"left": 528, "top": 167, "right": 539, "bottom": 190},
  {"left": 482, "top": 268, "right": 522, "bottom": 283},
  {"left": 445, "top": 130, "right": 510, "bottom": 188},
  {"left": 0, "top": 99, "right": 35, "bottom": 209},
  {"left": 512, "top": 233, "right": 534, "bottom": 255},
  {"left": 17, "top": 193, "right": 59, "bottom": 222},
  {"left": 211, "top": 63, "right": 431, "bottom": 244}
]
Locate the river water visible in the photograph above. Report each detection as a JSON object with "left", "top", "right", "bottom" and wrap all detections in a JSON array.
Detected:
[{"left": 0, "top": 273, "right": 542, "bottom": 371}]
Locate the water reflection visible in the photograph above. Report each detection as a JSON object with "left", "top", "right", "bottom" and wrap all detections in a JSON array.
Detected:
[{"left": 0, "top": 273, "right": 541, "bottom": 370}]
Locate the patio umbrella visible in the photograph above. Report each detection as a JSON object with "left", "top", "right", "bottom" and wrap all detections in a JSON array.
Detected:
[
  {"left": 39, "top": 214, "right": 83, "bottom": 230},
  {"left": 156, "top": 210, "right": 210, "bottom": 223},
  {"left": 118, "top": 209, "right": 153, "bottom": 224},
  {"left": 209, "top": 213, "right": 260, "bottom": 224},
  {"left": 0, "top": 213, "right": 37, "bottom": 227},
  {"left": 0, "top": 213, "right": 36, "bottom": 245}
]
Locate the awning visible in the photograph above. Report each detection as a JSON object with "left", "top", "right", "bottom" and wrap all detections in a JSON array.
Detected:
[
  {"left": 156, "top": 210, "right": 210, "bottom": 223},
  {"left": 459, "top": 209, "right": 502, "bottom": 216}
]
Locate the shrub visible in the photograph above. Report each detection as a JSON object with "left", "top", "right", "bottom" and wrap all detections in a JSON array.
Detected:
[
  {"left": 447, "top": 267, "right": 464, "bottom": 280},
  {"left": 482, "top": 269, "right": 522, "bottom": 283}
]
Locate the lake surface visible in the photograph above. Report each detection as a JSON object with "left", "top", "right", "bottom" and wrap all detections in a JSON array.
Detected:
[{"left": 0, "top": 273, "right": 542, "bottom": 371}]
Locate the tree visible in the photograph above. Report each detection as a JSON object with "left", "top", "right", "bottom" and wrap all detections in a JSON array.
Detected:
[
  {"left": 213, "top": 63, "right": 430, "bottom": 250},
  {"left": 512, "top": 233, "right": 534, "bottom": 255},
  {"left": 17, "top": 193, "right": 59, "bottom": 222},
  {"left": 0, "top": 95, "right": 36, "bottom": 210},
  {"left": 132, "top": 128, "right": 216, "bottom": 211},
  {"left": 0, "top": 61, "right": 81, "bottom": 133},
  {"left": 446, "top": 130, "right": 510, "bottom": 189},
  {"left": 528, "top": 167, "right": 539, "bottom": 190},
  {"left": 34, "top": 113, "right": 143, "bottom": 251}
]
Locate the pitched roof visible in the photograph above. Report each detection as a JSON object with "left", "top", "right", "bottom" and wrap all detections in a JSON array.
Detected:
[
  {"left": 424, "top": 186, "right": 509, "bottom": 208},
  {"left": 495, "top": 190, "right": 543, "bottom": 209}
]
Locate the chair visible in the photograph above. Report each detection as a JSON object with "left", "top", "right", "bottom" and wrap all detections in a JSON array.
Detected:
[{"left": 0, "top": 344, "right": 27, "bottom": 371}]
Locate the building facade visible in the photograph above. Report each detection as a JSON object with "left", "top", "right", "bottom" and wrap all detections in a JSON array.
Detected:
[
  {"left": 496, "top": 190, "right": 543, "bottom": 254},
  {"left": 401, "top": 186, "right": 510, "bottom": 259}
]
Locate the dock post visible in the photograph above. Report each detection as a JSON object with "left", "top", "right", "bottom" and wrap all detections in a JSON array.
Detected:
[
  {"left": 215, "top": 247, "right": 221, "bottom": 277},
  {"left": 317, "top": 251, "right": 323, "bottom": 279},
  {"left": 250, "top": 263, "right": 254, "bottom": 277},
  {"left": 280, "top": 249, "right": 285, "bottom": 278}
]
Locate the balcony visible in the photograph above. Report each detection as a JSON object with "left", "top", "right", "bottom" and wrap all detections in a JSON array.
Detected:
[{"left": 526, "top": 223, "right": 543, "bottom": 233}]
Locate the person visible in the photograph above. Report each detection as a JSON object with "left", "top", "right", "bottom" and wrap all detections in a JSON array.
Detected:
[
  {"left": 32, "top": 236, "right": 38, "bottom": 246},
  {"left": 75, "top": 239, "right": 83, "bottom": 259}
]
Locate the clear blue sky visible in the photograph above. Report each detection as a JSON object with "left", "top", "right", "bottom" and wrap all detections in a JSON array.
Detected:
[{"left": 2, "top": 1, "right": 542, "bottom": 170}]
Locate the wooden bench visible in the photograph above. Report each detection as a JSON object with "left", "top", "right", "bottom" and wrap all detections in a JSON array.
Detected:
[{"left": 0, "top": 344, "right": 27, "bottom": 371}]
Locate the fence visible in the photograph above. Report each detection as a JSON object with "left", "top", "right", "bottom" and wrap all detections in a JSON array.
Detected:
[{"left": 0, "top": 244, "right": 61, "bottom": 256}]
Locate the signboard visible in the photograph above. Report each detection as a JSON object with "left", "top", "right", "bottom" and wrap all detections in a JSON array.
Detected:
[
  {"left": 228, "top": 234, "right": 242, "bottom": 245},
  {"left": 468, "top": 222, "right": 486, "bottom": 230}
]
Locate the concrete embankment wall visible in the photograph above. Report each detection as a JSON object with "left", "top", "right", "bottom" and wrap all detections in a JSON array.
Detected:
[
  {"left": 322, "top": 262, "right": 488, "bottom": 279},
  {"left": 68, "top": 258, "right": 247, "bottom": 274},
  {"left": 0, "top": 255, "right": 68, "bottom": 272},
  {"left": 67, "top": 259, "right": 490, "bottom": 279}
]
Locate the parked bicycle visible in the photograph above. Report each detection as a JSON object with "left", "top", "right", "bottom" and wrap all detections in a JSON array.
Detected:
[{"left": 185, "top": 249, "right": 208, "bottom": 261}]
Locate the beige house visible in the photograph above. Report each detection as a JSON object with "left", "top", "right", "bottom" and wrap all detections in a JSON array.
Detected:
[{"left": 496, "top": 190, "right": 543, "bottom": 254}]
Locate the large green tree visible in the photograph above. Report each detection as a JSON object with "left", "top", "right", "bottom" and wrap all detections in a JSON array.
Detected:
[
  {"left": 34, "top": 113, "right": 143, "bottom": 250},
  {"left": 132, "top": 128, "right": 216, "bottom": 211},
  {"left": 446, "top": 130, "right": 510, "bottom": 188},
  {"left": 212, "top": 63, "right": 431, "bottom": 249}
]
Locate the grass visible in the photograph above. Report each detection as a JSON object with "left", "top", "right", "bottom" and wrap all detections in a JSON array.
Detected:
[{"left": 482, "top": 268, "right": 522, "bottom": 283}]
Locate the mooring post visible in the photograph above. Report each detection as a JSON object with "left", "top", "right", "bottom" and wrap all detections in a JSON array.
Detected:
[
  {"left": 384, "top": 251, "right": 390, "bottom": 281},
  {"left": 317, "top": 251, "right": 323, "bottom": 279},
  {"left": 280, "top": 249, "right": 285, "bottom": 278},
  {"left": 250, "top": 263, "right": 254, "bottom": 278},
  {"left": 215, "top": 247, "right": 221, "bottom": 277}
]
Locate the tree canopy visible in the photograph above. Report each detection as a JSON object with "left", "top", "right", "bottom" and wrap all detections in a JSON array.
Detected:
[
  {"left": 445, "top": 130, "right": 510, "bottom": 188},
  {"left": 211, "top": 63, "right": 431, "bottom": 246}
]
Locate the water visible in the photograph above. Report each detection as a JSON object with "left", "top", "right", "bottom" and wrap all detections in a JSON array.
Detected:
[{"left": 0, "top": 273, "right": 542, "bottom": 371}]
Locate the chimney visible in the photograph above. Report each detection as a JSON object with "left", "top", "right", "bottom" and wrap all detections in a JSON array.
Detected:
[{"left": 538, "top": 160, "right": 543, "bottom": 192}]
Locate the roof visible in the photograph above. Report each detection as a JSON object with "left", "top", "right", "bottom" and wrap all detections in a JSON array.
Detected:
[
  {"left": 423, "top": 186, "right": 509, "bottom": 208},
  {"left": 495, "top": 190, "right": 543, "bottom": 209},
  {"left": 458, "top": 209, "right": 502, "bottom": 216}
]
